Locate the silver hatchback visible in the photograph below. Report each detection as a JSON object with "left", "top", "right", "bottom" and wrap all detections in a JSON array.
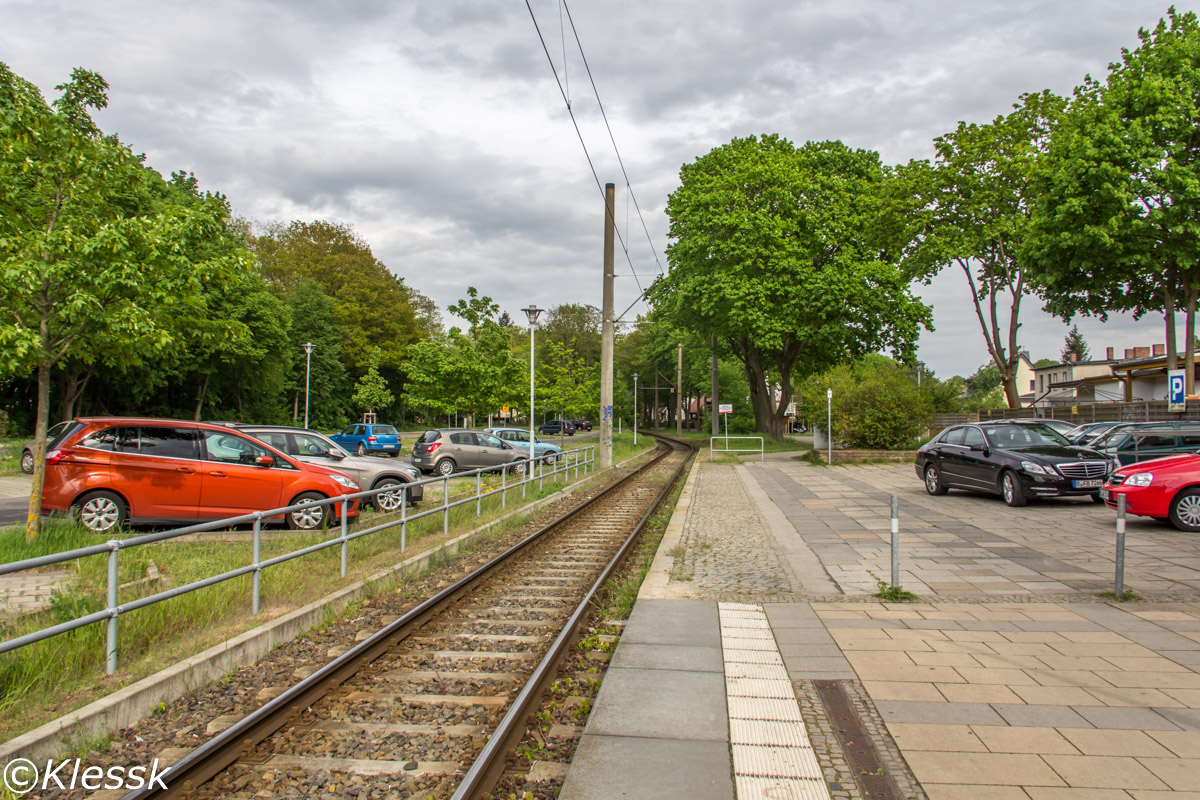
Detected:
[
  {"left": 411, "top": 429, "right": 529, "bottom": 476},
  {"left": 237, "top": 426, "right": 424, "bottom": 509}
]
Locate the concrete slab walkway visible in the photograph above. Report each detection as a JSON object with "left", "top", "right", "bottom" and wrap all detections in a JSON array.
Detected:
[{"left": 563, "top": 457, "right": 1200, "bottom": 799}]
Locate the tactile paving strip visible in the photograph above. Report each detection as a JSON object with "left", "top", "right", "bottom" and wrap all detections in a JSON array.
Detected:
[{"left": 719, "top": 602, "right": 831, "bottom": 800}]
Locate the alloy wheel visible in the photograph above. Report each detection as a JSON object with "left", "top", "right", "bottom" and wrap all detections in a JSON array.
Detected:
[{"left": 80, "top": 496, "right": 120, "bottom": 532}]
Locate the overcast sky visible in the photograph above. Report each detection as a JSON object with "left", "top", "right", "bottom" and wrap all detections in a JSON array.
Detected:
[{"left": 1, "top": 0, "right": 1189, "bottom": 378}]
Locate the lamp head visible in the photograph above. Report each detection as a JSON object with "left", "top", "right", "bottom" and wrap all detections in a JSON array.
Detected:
[
  {"left": 303, "top": 342, "right": 315, "bottom": 354},
  {"left": 521, "top": 305, "right": 543, "bottom": 327}
]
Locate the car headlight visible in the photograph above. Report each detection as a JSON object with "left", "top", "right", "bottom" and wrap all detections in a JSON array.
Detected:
[
  {"left": 1125, "top": 472, "right": 1153, "bottom": 487},
  {"left": 1021, "top": 461, "right": 1052, "bottom": 475},
  {"left": 331, "top": 475, "right": 359, "bottom": 490}
]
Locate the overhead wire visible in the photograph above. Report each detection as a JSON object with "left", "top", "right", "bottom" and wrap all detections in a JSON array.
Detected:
[
  {"left": 524, "top": 0, "right": 659, "bottom": 319},
  {"left": 562, "top": 0, "right": 665, "bottom": 280}
]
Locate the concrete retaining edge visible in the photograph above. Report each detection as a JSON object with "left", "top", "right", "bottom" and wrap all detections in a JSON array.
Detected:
[{"left": 2, "top": 451, "right": 651, "bottom": 762}]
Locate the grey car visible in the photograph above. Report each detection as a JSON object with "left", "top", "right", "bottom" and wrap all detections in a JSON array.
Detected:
[
  {"left": 411, "top": 429, "right": 529, "bottom": 476},
  {"left": 236, "top": 425, "right": 424, "bottom": 509},
  {"left": 20, "top": 420, "right": 73, "bottom": 473}
]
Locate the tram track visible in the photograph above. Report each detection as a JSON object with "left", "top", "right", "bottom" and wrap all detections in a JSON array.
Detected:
[{"left": 115, "top": 433, "right": 694, "bottom": 800}]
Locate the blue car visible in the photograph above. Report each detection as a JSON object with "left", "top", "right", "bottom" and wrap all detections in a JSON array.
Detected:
[
  {"left": 330, "top": 423, "right": 403, "bottom": 457},
  {"left": 483, "top": 427, "right": 564, "bottom": 465}
]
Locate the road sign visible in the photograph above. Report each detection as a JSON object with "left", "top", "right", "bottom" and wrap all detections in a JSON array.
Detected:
[
  {"left": 1169, "top": 368, "right": 1187, "bottom": 412},
  {"left": 719, "top": 403, "right": 732, "bottom": 414}
]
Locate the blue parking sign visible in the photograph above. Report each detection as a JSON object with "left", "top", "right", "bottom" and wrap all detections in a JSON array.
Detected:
[{"left": 1169, "top": 368, "right": 1187, "bottom": 412}]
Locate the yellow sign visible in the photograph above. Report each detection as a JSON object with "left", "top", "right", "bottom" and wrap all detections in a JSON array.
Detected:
[
  {"left": 501, "top": 405, "right": 510, "bottom": 414},
  {"left": 1071, "top": 405, "right": 1077, "bottom": 415}
]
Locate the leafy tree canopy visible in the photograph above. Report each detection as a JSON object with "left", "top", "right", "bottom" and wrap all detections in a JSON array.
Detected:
[{"left": 649, "top": 134, "right": 931, "bottom": 439}]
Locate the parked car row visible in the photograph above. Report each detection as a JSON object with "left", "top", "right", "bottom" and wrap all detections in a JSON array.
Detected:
[
  {"left": 917, "top": 419, "right": 1200, "bottom": 532},
  {"left": 410, "top": 427, "right": 563, "bottom": 476}
]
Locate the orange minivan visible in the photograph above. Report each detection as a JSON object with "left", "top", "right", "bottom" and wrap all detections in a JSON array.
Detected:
[{"left": 39, "top": 418, "right": 361, "bottom": 533}]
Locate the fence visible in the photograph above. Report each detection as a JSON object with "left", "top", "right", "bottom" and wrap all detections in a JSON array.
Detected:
[
  {"left": 0, "top": 445, "right": 595, "bottom": 674},
  {"left": 709, "top": 436, "right": 764, "bottom": 461},
  {"left": 933, "top": 400, "right": 1200, "bottom": 431}
]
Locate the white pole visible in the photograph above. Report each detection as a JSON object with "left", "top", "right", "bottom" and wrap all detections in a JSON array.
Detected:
[
  {"left": 529, "top": 324, "right": 536, "bottom": 479},
  {"left": 826, "top": 387, "right": 833, "bottom": 465},
  {"left": 633, "top": 373, "right": 639, "bottom": 446},
  {"left": 303, "top": 342, "right": 315, "bottom": 429}
]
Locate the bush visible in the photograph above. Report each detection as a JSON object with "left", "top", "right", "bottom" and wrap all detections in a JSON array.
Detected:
[{"left": 801, "top": 356, "right": 933, "bottom": 449}]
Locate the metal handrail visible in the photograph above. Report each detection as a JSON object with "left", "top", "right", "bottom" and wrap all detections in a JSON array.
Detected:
[
  {"left": 709, "top": 435, "right": 764, "bottom": 461},
  {"left": 0, "top": 445, "right": 596, "bottom": 674}
]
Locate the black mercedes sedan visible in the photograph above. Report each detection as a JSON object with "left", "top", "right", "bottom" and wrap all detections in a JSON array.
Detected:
[{"left": 915, "top": 421, "right": 1112, "bottom": 507}]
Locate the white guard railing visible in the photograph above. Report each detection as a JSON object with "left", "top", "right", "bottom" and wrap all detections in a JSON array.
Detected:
[
  {"left": 0, "top": 445, "right": 596, "bottom": 674},
  {"left": 709, "top": 436, "right": 764, "bottom": 462}
]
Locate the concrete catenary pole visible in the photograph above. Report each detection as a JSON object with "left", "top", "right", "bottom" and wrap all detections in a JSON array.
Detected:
[
  {"left": 600, "top": 183, "right": 615, "bottom": 470},
  {"left": 711, "top": 336, "right": 719, "bottom": 436},
  {"left": 676, "top": 342, "right": 683, "bottom": 435}
]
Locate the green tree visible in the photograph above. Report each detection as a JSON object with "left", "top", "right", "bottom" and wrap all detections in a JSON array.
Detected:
[
  {"left": 1061, "top": 324, "right": 1090, "bottom": 362},
  {"left": 541, "top": 304, "right": 602, "bottom": 368},
  {"left": 649, "top": 134, "right": 931, "bottom": 439},
  {"left": 538, "top": 340, "right": 597, "bottom": 431},
  {"left": 1026, "top": 8, "right": 1200, "bottom": 392},
  {"left": 287, "top": 280, "right": 351, "bottom": 428},
  {"left": 0, "top": 63, "right": 244, "bottom": 538},
  {"left": 255, "top": 220, "right": 422, "bottom": 374},
  {"left": 402, "top": 288, "right": 523, "bottom": 425},
  {"left": 801, "top": 356, "right": 934, "bottom": 449},
  {"left": 352, "top": 348, "right": 394, "bottom": 416},
  {"left": 894, "top": 91, "right": 1064, "bottom": 408}
]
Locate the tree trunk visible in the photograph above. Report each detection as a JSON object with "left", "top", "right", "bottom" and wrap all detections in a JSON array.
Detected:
[
  {"left": 60, "top": 366, "right": 92, "bottom": 422},
  {"left": 292, "top": 390, "right": 299, "bottom": 422},
  {"left": 194, "top": 374, "right": 211, "bottom": 421},
  {"left": 1002, "top": 364, "right": 1022, "bottom": 410},
  {"left": 743, "top": 350, "right": 786, "bottom": 440},
  {"left": 653, "top": 368, "right": 660, "bottom": 430},
  {"left": 1186, "top": 290, "right": 1198, "bottom": 396},
  {"left": 1164, "top": 288, "right": 1179, "bottom": 372},
  {"left": 26, "top": 357, "right": 51, "bottom": 541}
]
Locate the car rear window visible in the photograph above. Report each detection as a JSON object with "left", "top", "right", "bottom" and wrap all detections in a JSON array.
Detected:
[
  {"left": 939, "top": 427, "right": 965, "bottom": 445},
  {"left": 373, "top": 425, "right": 398, "bottom": 435},
  {"left": 417, "top": 430, "right": 441, "bottom": 444}
]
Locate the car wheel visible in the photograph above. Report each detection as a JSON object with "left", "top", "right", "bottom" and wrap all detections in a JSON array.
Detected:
[
  {"left": 435, "top": 458, "right": 457, "bottom": 477},
  {"left": 543, "top": 452, "right": 558, "bottom": 466},
  {"left": 509, "top": 460, "right": 527, "bottom": 475},
  {"left": 1001, "top": 471, "right": 1027, "bottom": 507},
  {"left": 286, "top": 492, "right": 329, "bottom": 530},
  {"left": 75, "top": 491, "right": 127, "bottom": 534},
  {"left": 372, "top": 478, "right": 404, "bottom": 512},
  {"left": 356, "top": 443, "right": 367, "bottom": 457},
  {"left": 1169, "top": 488, "right": 1200, "bottom": 532},
  {"left": 923, "top": 464, "right": 948, "bottom": 496},
  {"left": 20, "top": 449, "right": 34, "bottom": 474}
]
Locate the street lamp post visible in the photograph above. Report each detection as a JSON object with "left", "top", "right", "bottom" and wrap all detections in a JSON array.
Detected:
[
  {"left": 303, "top": 342, "right": 315, "bottom": 429},
  {"left": 633, "top": 373, "right": 639, "bottom": 446},
  {"left": 522, "top": 305, "right": 543, "bottom": 477}
]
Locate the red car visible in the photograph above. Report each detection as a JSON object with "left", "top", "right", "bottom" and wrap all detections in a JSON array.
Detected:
[
  {"left": 1101, "top": 453, "right": 1200, "bottom": 531},
  {"left": 39, "top": 418, "right": 361, "bottom": 534}
]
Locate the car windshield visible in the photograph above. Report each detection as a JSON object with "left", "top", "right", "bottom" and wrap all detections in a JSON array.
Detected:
[
  {"left": 417, "top": 430, "right": 440, "bottom": 444},
  {"left": 983, "top": 424, "right": 1070, "bottom": 448},
  {"left": 373, "top": 425, "right": 398, "bottom": 435},
  {"left": 294, "top": 431, "right": 344, "bottom": 457},
  {"left": 47, "top": 420, "right": 77, "bottom": 448}
]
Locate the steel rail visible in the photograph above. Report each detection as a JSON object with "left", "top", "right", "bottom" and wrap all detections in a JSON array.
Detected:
[
  {"left": 118, "top": 436, "right": 678, "bottom": 800},
  {"left": 452, "top": 433, "right": 696, "bottom": 800}
]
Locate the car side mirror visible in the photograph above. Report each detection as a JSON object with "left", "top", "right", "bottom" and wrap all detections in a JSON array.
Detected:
[
  {"left": 254, "top": 455, "right": 275, "bottom": 467},
  {"left": 327, "top": 449, "right": 346, "bottom": 460},
  {"left": 969, "top": 444, "right": 987, "bottom": 453}
]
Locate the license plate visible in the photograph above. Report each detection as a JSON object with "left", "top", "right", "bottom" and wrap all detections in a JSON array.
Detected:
[
  {"left": 1073, "top": 479, "right": 1102, "bottom": 489},
  {"left": 1100, "top": 488, "right": 1110, "bottom": 500},
  {"left": 383, "top": 444, "right": 396, "bottom": 449}
]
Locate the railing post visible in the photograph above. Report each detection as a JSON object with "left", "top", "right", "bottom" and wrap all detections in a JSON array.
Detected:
[
  {"left": 890, "top": 495, "right": 900, "bottom": 589},
  {"left": 501, "top": 464, "right": 507, "bottom": 509},
  {"left": 443, "top": 474, "right": 450, "bottom": 535},
  {"left": 1115, "top": 493, "right": 1127, "bottom": 596},
  {"left": 106, "top": 540, "right": 119, "bottom": 675},
  {"left": 476, "top": 470, "right": 482, "bottom": 517},
  {"left": 400, "top": 488, "right": 408, "bottom": 553},
  {"left": 522, "top": 458, "right": 527, "bottom": 498},
  {"left": 340, "top": 499, "right": 348, "bottom": 578},
  {"left": 252, "top": 513, "right": 262, "bottom": 615}
]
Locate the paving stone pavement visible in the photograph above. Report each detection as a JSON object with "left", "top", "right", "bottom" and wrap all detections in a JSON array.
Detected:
[
  {"left": 0, "top": 569, "right": 72, "bottom": 616},
  {"left": 620, "top": 458, "right": 1200, "bottom": 799}
]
